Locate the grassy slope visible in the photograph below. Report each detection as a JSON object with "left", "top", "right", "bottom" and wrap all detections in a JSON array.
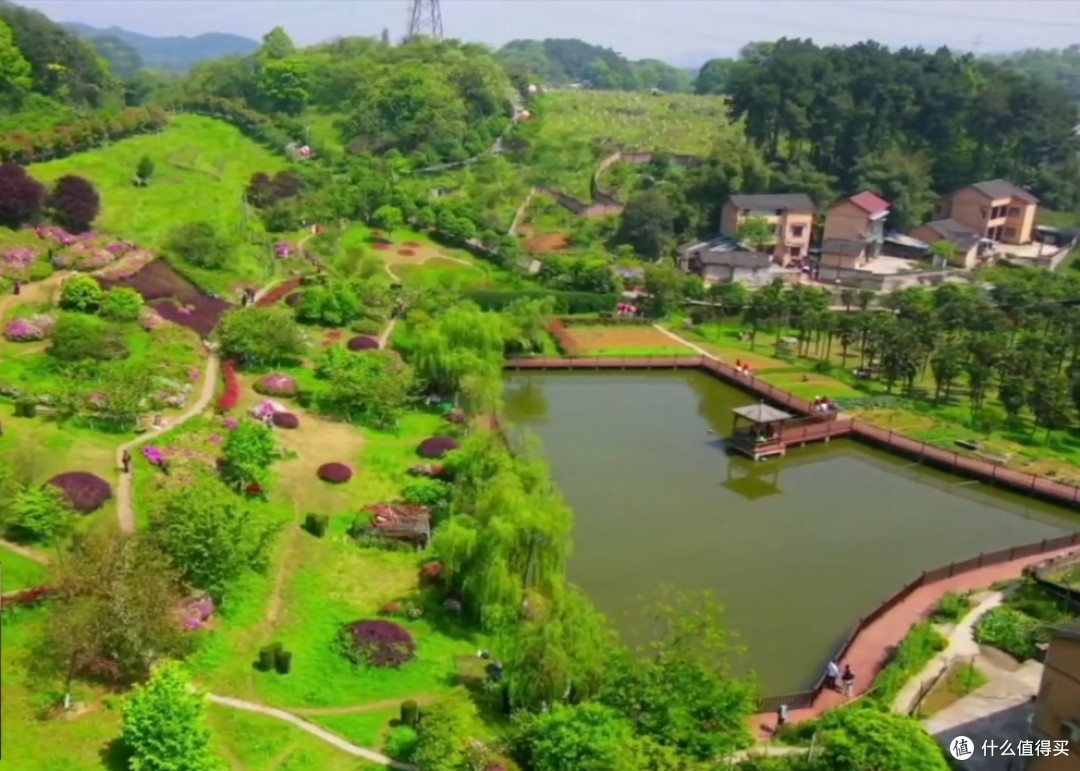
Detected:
[
  {"left": 30, "top": 115, "right": 287, "bottom": 246},
  {"left": 0, "top": 546, "right": 47, "bottom": 591}
]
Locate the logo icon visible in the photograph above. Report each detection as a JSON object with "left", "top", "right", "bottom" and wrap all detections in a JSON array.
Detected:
[{"left": 950, "top": 736, "right": 975, "bottom": 760}]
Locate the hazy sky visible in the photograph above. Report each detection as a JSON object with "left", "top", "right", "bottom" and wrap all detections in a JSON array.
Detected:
[{"left": 18, "top": 0, "right": 1080, "bottom": 66}]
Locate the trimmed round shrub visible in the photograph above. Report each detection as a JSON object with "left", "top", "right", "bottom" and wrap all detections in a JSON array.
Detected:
[
  {"left": 46, "top": 471, "right": 112, "bottom": 514},
  {"left": 417, "top": 436, "right": 461, "bottom": 459},
  {"left": 318, "top": 462, "right": 353, "bottom": 484},
  {"left": 272, "top": 411, "right": 300, "bottom": 429},
  {"left": 347, "top": 335, "right": 379, "bottom": 351},
  {"left": 339, "top": 619, "right": 416, "bottom": 668},
  {"left": 254, "top": 373, "right": 299, "bottom": 397}
]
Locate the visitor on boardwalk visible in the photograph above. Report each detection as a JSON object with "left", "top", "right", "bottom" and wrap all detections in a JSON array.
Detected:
[
  {"left": 841, "top": 664, "right": 855, "bottom": 697},
  {"left": 776, "top": 703, "right": 788, "bottom": 728},
  {"left": 121, "top": 449, "right": 131, "bottom": 474},
  {"left": 825, "top": 660, "right": 839, "bottom": 691}
]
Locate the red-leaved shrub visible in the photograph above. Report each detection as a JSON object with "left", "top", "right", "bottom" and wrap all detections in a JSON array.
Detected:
[
  {"left": 445, "top": 408, "right": 466, "bottom": 424},
  {"left": 339, "top": 619, "right": 416, "bottom": 668},
  {"left": 256, "top": 278, "right": 302, "bottom": 307},
  {"left": 46, "top": 472, "right": 112, "bottom": 513},
  {"left": 318, "top": 462, "right": 353, "bottom": 483},
  {"left": 379, "top": 601, "right": 403, "bottom": 616},
  {"left": 217, "top": 358, "right": 240, "bottom": 412},
  {"left": 0, "top": 585, "right": 56, "bottom": 611},
  {"left": 417, "top": 436, "right": 460, "bottom": 459},
  {"left": 347, "top": 335, "right": 379, "bottom": 351},
  {"left": 254, "top": 373, "right": 299, "bottom": 397},
  {"left": 420, "top": 561, "right": 444, "bottom": 583},
  {"left": 272, "top": 411, "right": 299, "bottom": 428}
]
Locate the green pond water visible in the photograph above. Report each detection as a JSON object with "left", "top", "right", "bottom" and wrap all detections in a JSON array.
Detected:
[{"left": 502, "top": 370, "right": 1080, "bottom": 694}]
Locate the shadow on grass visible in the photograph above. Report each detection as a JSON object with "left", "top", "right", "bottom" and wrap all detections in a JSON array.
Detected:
[{"left": 99, "top": 738, "right": 130, "bottom": 771}]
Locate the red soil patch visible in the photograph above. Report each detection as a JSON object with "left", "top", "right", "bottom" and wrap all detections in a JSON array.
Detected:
[
  {"left": 524, "top": 232, "right": 570, "bottom": 253},
  {"left": 563, "top": 325, "right": 680, "bottom": 351}
]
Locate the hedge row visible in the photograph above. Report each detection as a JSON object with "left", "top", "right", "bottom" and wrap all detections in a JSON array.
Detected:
[
  {"left": 865, "top": 621, "right": 947, "bottom": 707},
  {"left": 547, "top": 318, "right": 581, "bottom": 355},
  {"left": 464, "top": 290, "right": 618, "bottom": 314},
  {"left": 556, "top": 315, "right": 653, "bottom": 327},
  {"left": 0, "top": 108, "right": 169, "bottom": 164},
  {"left": 172, "top": 95, "right": 323, "bottom": 158}
]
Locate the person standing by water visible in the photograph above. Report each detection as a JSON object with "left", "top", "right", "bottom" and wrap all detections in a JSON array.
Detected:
[
  {"left": 841, "top": 664, "right": 856, "bottom": 697},
  {"left": 776, "top": 703, "right": 788, "bottom": 729},
  {"left": 825, "top": 660, "right": 840, "bottom": 691}
]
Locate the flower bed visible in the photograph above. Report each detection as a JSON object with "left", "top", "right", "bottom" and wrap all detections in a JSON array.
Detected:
[
  {"left": 99, "top": 249, "right": 155, "bottom": 281},
  {"left": 417, "top": 436, "right": 460, "bottom": 459},
  {"left": 46, "top": 471, "right": 113, "bottom": 513},
  {"left": 256, "top": 278, "right": 302, "bottom": 307},
  {"left": 217, "top": 359, "right": 240, "bottom": 412},
  {"left": 347, "top": 335, "right": 380, "bottom": 351},
  {"left": 142, "top": 446, "right": 165, "bottom": 466},
  {"left": 274, "top": 241, "right": 292, "bottom": 259},
  {"left": 254, "top": 373, "right": 299, "bottom": 397},
  {"left": 4, "top": 313, "right": 56, "bottom": 342},
  {"left": 339, "top": 619, "right": 416, "bottom": 668},
  {"left": 546, "top": 318, "right": 581, "bottom": 355},
  {"left": 99, "top": 260, "right": 231, "bottom": 336},
  {"left": 1, "top": 246, "right": 36, "bottom": 277},
  {"left": 272, "top": 411, "right": 299, "bottom": 429},
  {"left": 318, "top": 462, "right": 353, "bottom": 483},
  {"left": 0, "top": 107, "right": 167, "bottom": 165}
]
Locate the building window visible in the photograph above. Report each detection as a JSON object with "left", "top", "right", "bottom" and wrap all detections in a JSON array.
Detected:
[
  {"left": 1008, "top": 206, "right": 1021, "bottom": 217},
  {"left": 775, "top": 209, "right": 784, "bottom": 216},
  {"left": 742, "top": 209, "right": 751, "bottom": 217},
  {"left": 1004, "top": 227, "right": 1017, "bottom": 238},
  {"left": 791, "top": 225, "right": 805, "bottom": 238}
]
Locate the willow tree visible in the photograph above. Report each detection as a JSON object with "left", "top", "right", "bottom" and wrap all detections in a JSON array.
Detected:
[{"left": 411, "top": 302, "right": 508, "bottom": 406}]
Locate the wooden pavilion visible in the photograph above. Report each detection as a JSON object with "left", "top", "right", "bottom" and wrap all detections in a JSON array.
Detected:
[{"left": 727, "top": 402, "right": 796, "bottom": 461}]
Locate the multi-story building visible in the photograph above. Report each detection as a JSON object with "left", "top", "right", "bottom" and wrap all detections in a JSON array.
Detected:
[
  {"left": 719, "top": 194, "right": 816, "bottom": 265},
  {"left": 1028, "top": 620, "right": 1080, "bottom": 770},
  {"left": 940, "top": 179, "right": 1039, "bottom": 246},
  {"left": 819, "top": 191, "right": 891, "bottom": 271}
]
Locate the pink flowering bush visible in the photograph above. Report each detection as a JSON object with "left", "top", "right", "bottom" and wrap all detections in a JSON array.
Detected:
[
  {"left": 222, "top": 417, "right": 238, "bottom": 429},
  {"left": 339, "top": 619, "right": 416, "bottom": 668},
  {"left": 254, "top": 373, "right": 299, "bottom": 397},
  {"left": 1, "top": 246, "right": 36, "bottom": 277},
  {"left": 417, "top": 436, "right": 461, "bottom": 459},
  {"left": 139, "top": 307, "right": 165, "bottom": 331},
  {"left": 274, "top": 241, "right": 292, "bottom": 258},
  {"left": 142, "top": 446, "right": 165, "bottom": 466},
  {"left": 100, "top": 249, "right": 154, "bottom": 280},
  {"left": 181, "top": 595, "right": 215, "bottom": 630},
  {"left": 4, "top": 313, "right": 56, "bottom": 342}
]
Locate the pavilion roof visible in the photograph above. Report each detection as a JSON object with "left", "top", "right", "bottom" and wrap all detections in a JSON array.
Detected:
[{"left": 732, "top": 403, "right": 794, "bottom": 424}]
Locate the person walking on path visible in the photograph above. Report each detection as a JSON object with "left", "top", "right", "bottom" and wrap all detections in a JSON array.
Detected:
[
  {"left": 121, "top": 449, "right": 131, "bottom": 474},
  {"left": 825, "top": 660, "right": 839, "bottom": 691},
  {"left": 841, "top": 664, "right": 855, "bottom": 697},
  {"left": 776, "top": 704, "right": 788, "bottom": 729}
]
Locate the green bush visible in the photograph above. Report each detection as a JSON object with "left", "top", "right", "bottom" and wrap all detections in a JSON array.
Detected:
[
  {"left": 257, "top": 645, "right": 276, "bottom": 672},
  {"left": 974, "top": 607, "right": 1041, "bottom": 661},
  {"left": 303, "top": 513, "right": 329, "bottom": 538},
  {"left": 931, "top": 591, "right": 971, "bottom": 622},
  {"left": 99, "top": 287, "right": 145, "bottom": 322},
  {"left": 400, "top": 699, "right": 419, "bottom": 726},
  {"left": 464, "top": 289, "right": 618, "bottom": 314},
  {"left": 351, "top": 318, "right": 383, "bottom": 335},
  {"left": 49, "top": 313, "right": 128, "bottom": 361},
  {"left": 275, "top": 650, "right": 292, "bottom": 674},
  {"left": 59, "top": 274, "right": 103, "bottom": 312},
  {"left": 14, "top": 399, "right": 36, "bottom": 417},
  {"left": 1007, "top": 580, "right": 1070, "bottom": 624},
  {"left": 384, "top": 724, "right": 418, "bottom": 761},
  {"left": 866, "top": 621, "right": 947, "bottom": 706},
  {"left": 27, "top": 260, "right": 54, "bottom": 281}
]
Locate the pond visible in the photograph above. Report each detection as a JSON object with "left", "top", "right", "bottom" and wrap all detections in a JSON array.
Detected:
[{"left": 502, "top": 370, "right": 1080, "bottom": 694}]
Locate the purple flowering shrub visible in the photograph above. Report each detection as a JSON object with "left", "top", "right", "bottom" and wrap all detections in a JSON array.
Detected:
[
  {"left": 222, "top": 417, "right": 239, "bottom": 429},
  {"left": 46, "top": 471, "right": 112, "bottom": 513},
  {"left": 272, "top": 411, "right": 299, "bottom": 429},
  {"left": 1, "top": 246, "right": 36, "bottom": 277},
  {"left": 347, "top": 335, "right": 380, "bottom": 351},
  {"left": 274, "top": 241, "right": 292, "bottom": 258},
  {"left": 417, "top": 436, "right": 461, "bottom": 459},
  {"left": 317, "top": 462, "right": 353, "bottom": 483},
  {"left": 339, "top": 619, "right": 416, "bottom": 668},
  {"left": 139, "top": 307, "right": 165, "bottom": 331},
  {"left": 181, "top": 595, "right": 215, "bottom": 630},
  {"left": 142, "top": 446, "right": 165, "bottom": 466},
  {"left": 4, "top": 313, "right": 56, "bottom": 342},
  {"left": 254, "top": 373, "right": 299, "bottom": 397}
]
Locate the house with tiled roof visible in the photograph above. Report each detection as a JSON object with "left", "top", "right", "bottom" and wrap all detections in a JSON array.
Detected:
[
  {"left": 819, "top": 191, "right": 891, "bottom": 272},
  {"left": 940, "top": 179, "right": 1039, "bottom": 245},
  {"left": 908, "top": 218, "right": 983, "bottom": 269},
  {"left": 719, "top": 193, "right": 816, "bottom": 266}
]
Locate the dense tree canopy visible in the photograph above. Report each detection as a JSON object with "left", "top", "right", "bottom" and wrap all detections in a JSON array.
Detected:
[{"left": 498, "top": 38, "right": 692, "bottom": 92}]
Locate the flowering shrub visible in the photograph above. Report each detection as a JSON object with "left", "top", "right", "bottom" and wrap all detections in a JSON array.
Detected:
[
  {"left": 254, "top": 373, "right": 299, "bottom": 397},
  {"left": 181, "top": 595, "right": 215, "bottom": 630},
  {"left": 272, "top": 411, "right": 299, "bottom": 429},
  {"left": 139, "top": 306, "right": 165, "bottom": 331},
  {"left": 317, "top": 462, "right": 353, "bottom": 483},
  {"left": 421, "top": 561, "right": 444, "bottom": 583},
  {"left": 347, "top": 335, "right": 379, "bottom": 351},
  {"left": 0, "top": 585, "right": 57, "bottom": 611},
  {"left": 379, "top": 601, "right": 403, "bottom": 616},
  {"left": 36, "top": 224, "right": 78, "bottom": 246},
  {"left": 4, "top": 313, "right": 56, "bottom": 342},
  {"left": 0, "top": 108, "right": 167, "bottom": 165},
  {"left": 217, "top": 359, "right": 240, "bottom": 412},
  {"left": 46, "top": 471, "right": 112, "bottom": 513},
  {"left": 417, "top": 436, "right": 461, "bottom": 459},
  {"left": 100, "top": 249, "right": 154, "bottom": 280},
  {"left": 274, "top": 241, "right": 292, "bottom": 258},
  {"left": 339, "top": 619, "right": 416, "bottom": 668},
  {"left": 222, "top": 417, "right": 238, "bottom": 429},
  {"left": 208, "top": 434, "right": 222, "bottom": 444},
  {"left": 445, "top": 408, "right": 466, "bottom": 424},
  {"left": 105, "top": 240, "right": 134, "bottom": 255},
  {"left": 398, "top": 248, "right": 415, "bottom": 256},
  {"left": 142, "top": 446, "right": 165, "bottom": 466},
  {"left": 1, "top": 246, "right": 36, "bottom": 276}
]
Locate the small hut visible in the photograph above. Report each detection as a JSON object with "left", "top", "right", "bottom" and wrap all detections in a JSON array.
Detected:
[
  {"left": 364, "top": 503, "right": 432, "bottom": 549},
  {"left": 727, "top": 402, "right": 795, "bottom": 460}
]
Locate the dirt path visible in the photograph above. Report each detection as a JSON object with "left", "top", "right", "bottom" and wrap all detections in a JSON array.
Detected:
[
  {"left": 0, "top": 271, "right": 71, "bottom": 318},
  {"left": 377, "top": 317, "right": 398, "bottom": 348},
  {"left": 0, "top": 538, "right": 51, "bottom": 565},
  {"left": 114, "top": 353, "right": 220, "bottom": 532},
  {"left": 291, "top": 694, "right": 439, "bottom": 717},
  {"left": 207, "top": 694, "right": 415, "bottom": 770},
  {"left": 751, "top": 544, "right": 1080, "bottom": 737}
]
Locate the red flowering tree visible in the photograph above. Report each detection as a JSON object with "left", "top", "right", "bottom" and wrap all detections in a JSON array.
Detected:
[
  {"left": 0, "top": 162, "right": 46, "bottom": 228},
  {"left": 49, "top": 175, "right": 101, "bottom": 232}
]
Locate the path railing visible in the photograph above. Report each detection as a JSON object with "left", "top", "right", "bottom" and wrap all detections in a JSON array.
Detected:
[{"left": 754, "top": 533, "right": 1080, "bottom": 713}]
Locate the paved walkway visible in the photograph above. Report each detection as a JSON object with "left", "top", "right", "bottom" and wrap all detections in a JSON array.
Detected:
[
  {"left": 751, "top": 545, "right": 1079, "bottom": 737},
  {"left": 0, "top": 538, "right": 50, "bottom": 565},
  {"left": 653, "top": 325, "right": 716, "bottom": 358},
  {"left": 114, "top": 353, "right": 220, "bottom": 532},
  {"left": 208, "top": 694, "right": 415, "bottom": 769}
]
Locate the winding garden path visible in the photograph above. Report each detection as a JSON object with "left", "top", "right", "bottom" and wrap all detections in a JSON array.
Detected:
[
  {"left": 290, "top": 694, "right": 438, "bottom": 717},
  {"left": 207, "top": 694, "right": 415, "bottom": 770},
  {"left": 114, "top": 353, "right": 220, "bottom": 532},
  {"left": 653, "top": 325, "right": 715, "bottom": 358},
  {"left": 0, "top": 538, "right": 50, "bottom": 565},
  {"left": 750, "top": 544, "right": 1080, "bottom": 738}
]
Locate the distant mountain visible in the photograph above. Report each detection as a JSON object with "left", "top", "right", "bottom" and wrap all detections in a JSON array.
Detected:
[{"left": 62, "top": 22, "right": 259, "bottom": 71}]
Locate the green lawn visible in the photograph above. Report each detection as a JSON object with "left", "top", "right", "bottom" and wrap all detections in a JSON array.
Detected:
[
  {"left": 1, "top": 546, "right": 47, "bottom": 591},
  {"left": 29, "top": 115, "right": 287, "bottom": 249}
]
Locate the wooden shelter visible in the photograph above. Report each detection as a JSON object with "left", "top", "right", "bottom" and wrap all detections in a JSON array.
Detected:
[
  {"left": 364, "top": 503, "right": 432, "bottom": 549},
  {"left": 727, "top": 402, "right": 796, "bottom": 460}
]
